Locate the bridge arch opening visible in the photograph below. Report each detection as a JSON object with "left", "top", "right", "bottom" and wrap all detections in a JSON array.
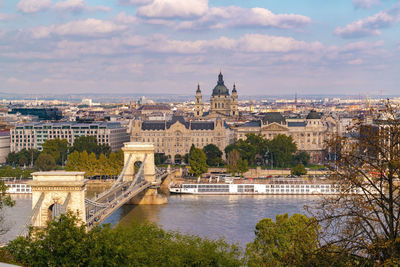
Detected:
[
  {"left": 134, "top": 161, "right": 143, "bottom": 175},
  {"left": 48, "top": 203, "right": 62, "bottom": 221}
]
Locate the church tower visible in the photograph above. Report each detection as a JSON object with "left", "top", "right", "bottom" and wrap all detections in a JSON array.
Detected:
[
  {"left": 231, "top": 83, "right": 238, "bottom": 117},
  {"left": 194, "top": 84, "right": 203, "bottom": 118}
]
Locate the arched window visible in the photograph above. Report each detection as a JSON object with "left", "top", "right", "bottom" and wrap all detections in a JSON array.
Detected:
[{"left": 222, "top": 103, "right": 224, "bottom": 108}]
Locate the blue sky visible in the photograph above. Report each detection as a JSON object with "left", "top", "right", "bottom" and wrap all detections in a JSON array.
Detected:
[{"left": 0, "top": 0, "right": 399, "bottom": 96}]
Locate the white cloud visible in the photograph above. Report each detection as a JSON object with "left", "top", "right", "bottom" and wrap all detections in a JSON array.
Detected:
[
  {"left": 118, "top": 0, "right": 152, "bottom": 5},
  {"left": 115, "top": 12, "right": 138, "bottom": 24},
  {"left": 352, "top": 0, "right": 380, "bottom": 9},
  {"left": 235, "top": 34, "right": 323, "bottom": 53},
  {"left": 53, "top": 0, "right": 110, "bottom": 12},
  {"left": 348, "top": 59, "right": 363, "bottom": 65},
  {"left": 334, "top": 11, "right": 395, "bottom": 38},
  {"left": 31, "top": 18, "right": 126, "bottom": 38},
  {"left": 54, "top": 0, "right": 84, "bottom": 11},
  {"left": 137, "top": 0, "right": 208, "bottom": 18},
  {"left": 177, "top": 6, "right": 311, "bottom": 30},
  {"left": 0, "top": 13, "right": 10, "bottom": 20},
  {"left": 17, "top": 0, "right": 52, "bottom": 13},
  {"left": 335, "top": 3, "right": 400, "bottom": 38}
]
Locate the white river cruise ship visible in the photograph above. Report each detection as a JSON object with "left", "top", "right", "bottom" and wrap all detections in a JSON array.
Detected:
[{"left": 169, "top": 178, "right": 363, "bottom": 195}]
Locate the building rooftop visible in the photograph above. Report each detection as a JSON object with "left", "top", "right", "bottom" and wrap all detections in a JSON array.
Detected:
[
  {"left": 262, "top": 112, "right": 286, "bottom": 124},
  {"left": 306, "top": 110, "right": 322, "bottom": 119}
]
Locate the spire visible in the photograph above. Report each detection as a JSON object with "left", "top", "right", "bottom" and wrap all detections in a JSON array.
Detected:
[
  {"left": 232, "top": 83, "right": 237, "bottom": 93},
  {"left": 196, "top": 83, "right": 201, "bottom": 93},
  {"left": 217, "top": 72, "right": 224, "bottom": 85}
]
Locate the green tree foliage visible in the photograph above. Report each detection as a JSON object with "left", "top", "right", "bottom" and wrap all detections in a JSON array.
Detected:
[
  {"left": 42, "top": 138, "right": 69, "bottom": 165},
  {"left": 34, "top": 153, "right": 57, "bottom": 171},
  {"left": 203, "top": 144, "right": 223, "bottom": 167},
  {"left": 245, "top": 213, "right": 319, "bottom": 267},
  {"left": 6, "top": 149, "right": 40, "bottom": 167},
  {"left": 189, "top": 147, "right": 208, "bottom": 177},
  {"left": 293, "top": 151, "right": 310, "bottom": 166},
  {"left": 72, "top": 136, "right": 111, "bottom": 157},
  {"left": 225, "top": 134, "right": 298, "bottom": 168},
  {"left": 237, "top": 158, "right": 249, "bottom": 177},
  {"left": 0, "top": 180, "right": 15, "bottom": 236},
  {"left": 226, "top": 149, "right": 240, "bottom": 175},
  {"left": 0, "top": 166, "right": 33, "bottom": 178},
  {"left": 154, "top": 153, "right": 168, "bottom": 165},
  {"left": 268, "top": 134, "right": 297, "bottom": 168},
  {"left": 291, "top": 164, "right": 307, "bottom": 176},
  {"left": 65, "top": 150, "right": 123, "bottom": 177},
  {"left": 6, "top": 212, "right": 242, "bottom": 266}
]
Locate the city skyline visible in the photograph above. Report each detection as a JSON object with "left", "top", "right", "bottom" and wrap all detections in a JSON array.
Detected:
[{"left": 0, "top": 0, "right": 399, "bottom": 95}]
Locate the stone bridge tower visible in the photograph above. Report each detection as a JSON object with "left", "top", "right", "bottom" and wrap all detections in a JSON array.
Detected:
[
  {"left": 121, "top": 142, "right": 156, "bottom": 184},
  {"left": 29, "top": 171, "right": 87, "bottom": 227}
]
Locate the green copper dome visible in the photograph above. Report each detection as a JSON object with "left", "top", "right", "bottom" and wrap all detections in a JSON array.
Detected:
[{"left": 212, "top": 72, "right": 230, "bottom": 96}]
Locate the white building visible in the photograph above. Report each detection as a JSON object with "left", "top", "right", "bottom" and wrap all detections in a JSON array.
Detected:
[
  {"left": 10, "top": 122, "right": 129, "bottom": 152},
  {"left": 0, "top": 130, "right": 10, "bottom": 164}
]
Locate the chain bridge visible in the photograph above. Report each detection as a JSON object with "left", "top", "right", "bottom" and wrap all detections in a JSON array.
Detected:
[{"left": 22, "top": 142, "right": 171, "bottom": 235}]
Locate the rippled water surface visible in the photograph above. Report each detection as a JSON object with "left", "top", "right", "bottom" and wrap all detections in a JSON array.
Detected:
[
  {"left": 104, "top": 194, "right": 320, "bottom": 247},
  {"left": 2, "top": 194, "right": 320, "bottom": 247}
]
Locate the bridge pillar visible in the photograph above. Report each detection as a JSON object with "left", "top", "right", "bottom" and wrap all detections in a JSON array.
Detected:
[
  {"left": 29, "top": 171, "right": 86, "bottom": 227},
  {"left": 122, "top": 142, "right": 156, "bottom": 184}
]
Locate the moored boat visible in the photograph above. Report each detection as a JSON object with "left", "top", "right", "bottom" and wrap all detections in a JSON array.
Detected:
[{"left": 169, "top": 178, "right": 363, "bottom": 195}]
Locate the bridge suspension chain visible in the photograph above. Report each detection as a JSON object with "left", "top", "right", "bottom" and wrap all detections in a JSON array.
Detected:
[
  {"left": 127, "top": 155, "right": 147, "bottom": 191},
  {"left": 85, "top": 198, "right": 109, "bottom": 208},
  {"left": 110, "top": 154, "right": 133, "bottom": 189},
  {"left": 19, "top": 192, "right": 45, "bottom": 236}
]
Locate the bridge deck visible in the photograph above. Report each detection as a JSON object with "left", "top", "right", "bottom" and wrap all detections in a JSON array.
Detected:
[{"left": 86, "top": 181, "right": 151, "bottom": 230}]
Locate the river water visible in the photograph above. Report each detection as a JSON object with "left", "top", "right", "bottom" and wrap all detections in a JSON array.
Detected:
[{"left": 1, "top": 194, "right": 320, "bottom": 247}]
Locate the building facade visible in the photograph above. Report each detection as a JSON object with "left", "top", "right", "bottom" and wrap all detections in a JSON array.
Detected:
[
  {"left": 0, "top": 130, "right": 10, "bottom": 164},
  {"left": 195, "top": 72, "right": 239, "bottom": 119},
  {"left": 130, "top": 116, "right": 229, "bottom": 161},
  {"left": 10, "top": 122, "right": 129, "bottom": 152},
  {"left": 233, "top": 111, "right": 329, "bottom": 164}
]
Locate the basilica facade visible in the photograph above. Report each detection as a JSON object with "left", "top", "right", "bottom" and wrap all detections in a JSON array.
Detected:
[{"left": 195, "top": 72, "right": 238, "bottom": 119}]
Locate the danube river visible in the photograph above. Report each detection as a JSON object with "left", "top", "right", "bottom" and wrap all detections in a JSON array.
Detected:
[{"left": 2, "top": 194, "right": 320, "bottom": 247}]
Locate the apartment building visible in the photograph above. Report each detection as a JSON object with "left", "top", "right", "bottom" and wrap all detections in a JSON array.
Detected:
[{"left": 10, "top": 122, "right": 129, "bottom": 152}]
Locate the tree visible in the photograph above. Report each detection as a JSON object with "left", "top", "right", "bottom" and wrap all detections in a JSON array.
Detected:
[
  {"left": 237, "top": 158, "right": 249, "bottom": 177},
  {"left": 188, "top": 147, "right": 208, "bottom": 177},
  {"left": 203, "top": 144, "right": 223, "bottom": 167},
  {"left": 291, "top": 164, "right": 307, "bottom": 176},
  {"left": 226, "top": 149, "right": 240, "bottom": 175},
  {"left": 72, "top": 136, "right": 111, "bottom": 157},
  {"left": 0, "top": 180, "right": 15, "bottom": 237},
  {"left": 268, "top": 134, "right": 297, "bottom": 168},
  {"left": 42, "top": 139, "right": 69, "bottom": 165},
  {"left": 154, "top": 153, "right": 168, "bottom": 165},
  {"left": 6, "top": 212, "right": 242, "bottom": 266},
  {"left": 245, "top": 213, "right": 319, "bottom": 267},
  {"left": 34, "top": 153, "right": 57, "bottom": 171},
  {"left": 65, "top": 150, "right": 123, "bottom": 177},
  {"left": 6, "top": 149, "right": 40, "bottom": 167},
  {"left": 309, "top": 102, "right": 400, "bottom": 264},
  {"left": 293, "top": 151, "right": 310, "bottom": 166}
]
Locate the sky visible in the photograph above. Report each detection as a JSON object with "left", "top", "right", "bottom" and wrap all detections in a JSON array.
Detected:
[{"left": 0, "top": 0, "right": 399, "bottom": 96}]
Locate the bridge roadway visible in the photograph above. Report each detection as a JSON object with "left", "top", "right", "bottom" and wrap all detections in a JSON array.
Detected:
[
  {"left": 86, "top": 181, "right": 152, "bottom": 230},
  {"left": 85, "top": 168, "right": 169, "bottom": 230}
]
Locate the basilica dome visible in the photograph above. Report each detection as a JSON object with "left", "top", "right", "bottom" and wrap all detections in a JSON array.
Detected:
[{"left": 212, "top": 72, "right": 230, "bottom": 96}]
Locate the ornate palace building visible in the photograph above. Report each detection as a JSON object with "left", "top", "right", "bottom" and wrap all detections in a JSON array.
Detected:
[
  {"left": 195, "top": 72, "right": 239, "bottom": 119},
  {"left": 130, "top": 116, "right": 230, "bottom": 161},
  {"left": 232, "top": 110, "right": 329, "bottom": 164}
]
